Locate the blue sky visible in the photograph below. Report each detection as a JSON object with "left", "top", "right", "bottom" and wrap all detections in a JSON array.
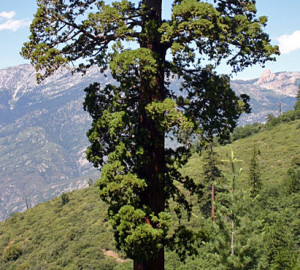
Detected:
[{"left": 0, "top": 0, "right": 299, "bottom": 79}]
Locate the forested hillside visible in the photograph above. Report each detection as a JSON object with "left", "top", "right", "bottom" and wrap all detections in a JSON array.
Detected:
[{"left": 1, "top": 118, "right": 299, "bottom": 269}]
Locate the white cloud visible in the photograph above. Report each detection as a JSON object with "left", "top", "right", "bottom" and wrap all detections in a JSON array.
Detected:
[
  {"left": 278, "top": 30, "right": 300, "bottom": 54},
  {"left": 0, "top": 11, "right": 16, "bottom": 20},
  {"left": 0, "top": 11, "right": 30, "bottom": 32},
  {"left": 0, "top": 19, "right": 31, "bottom": 31}
]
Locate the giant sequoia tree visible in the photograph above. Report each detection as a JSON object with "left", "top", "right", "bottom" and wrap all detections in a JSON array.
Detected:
[{"left": 22, "top": 0, "right": 278, "bottom": 269}]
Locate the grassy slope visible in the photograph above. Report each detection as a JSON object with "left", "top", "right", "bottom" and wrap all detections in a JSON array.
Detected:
[
  {"left": 184, "top": 119, "right": 300, "bottom": 187},
  {"left": 0, "top": 120, "right": 299, "bottom": 269},
  {"left": 0, "top": 187, "right": 131, "bottom": 270}
]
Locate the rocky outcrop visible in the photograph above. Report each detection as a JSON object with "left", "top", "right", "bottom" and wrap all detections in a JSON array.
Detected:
[
  {"left": 255, "top": 69, "right": 300, "bottom": 97},
  {"left": 256, "top": 69, "right": 276, "bottom": 85}
]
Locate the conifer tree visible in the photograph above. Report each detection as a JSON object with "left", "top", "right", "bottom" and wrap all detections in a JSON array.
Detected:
[
  {"left": 21, "top": 1, "right": 278, "bottom": 269},
  {"left": 286, "top": 159, "right": 300, "bottom": 194},
  {"left": 221, "top": 150, "right": 243, "bottom": 257},
  {"left": 285, "top": 159, "right": 300, "bottom": 250},
  {"left": 201, "top": 143, "right": 223, "bottom": 221},
  {"left": 262, "top": 217, "right": 297, "bottom": 269},
  {"left": 210, "top": 150, "right": 260, "bottom": 269},
  {"left": 249, "top": 145, "right": 261, "bottom": 198}
]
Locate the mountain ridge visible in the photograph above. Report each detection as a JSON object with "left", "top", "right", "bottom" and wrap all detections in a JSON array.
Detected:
[{"left": 0, "top": 64, "right": 299, "bottom": 221}]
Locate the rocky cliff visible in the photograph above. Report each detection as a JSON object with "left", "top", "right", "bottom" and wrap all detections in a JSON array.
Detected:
[{"left": 232, "top": 69, "right": 299, "bottom": 123}]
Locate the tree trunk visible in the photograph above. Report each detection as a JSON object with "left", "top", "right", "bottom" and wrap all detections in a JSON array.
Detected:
[
  {"left": 134, "top": 250, "right": 164, "bottom": 270},
  {"left": 135, "top": 1, "right": 165, "bottom": 269}
]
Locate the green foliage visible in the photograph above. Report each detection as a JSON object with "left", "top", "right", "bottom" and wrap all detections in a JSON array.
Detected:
[
  {"left": 232, "top": 95, "right": 300, "bottom": 141},
  {"left": 22, "top": 0, "right": 278, "bottom": 266},
  {"left": 2, "top": 245, "right": 22, "bottom": 262},
  {"left": 199, "top": 146, "right": 223, "bottom": 218},
  {"left": 88, "top": 178, "right": 94, "bottom": 186},
  {"left": 286, "top": 161, "right": 300, "bottom": 194},
  {"left": 294, "top": 85, "right": 300, "bottom": 110},
  {"left": 266, "top": 95, "right": 300, "bottom": 128},
  {"left": 232, "top": 122, "right": 261, "bottom": 141},
  {"left": 168, "top": 225, "right": 206, "bottom": 262},
  {"left": 262, "top": 217, "right": 298, "bottom": 269},
  {"left": 208, "top": 194, "right": 261, "bottom": 270},
  {"left": 297, "top": 85, "right": 300, "bottom": 100},
  {"left": 181, "top": 119, "right": 300, "bottom": 268},
  {"left": 249, "top": 145, "right": 261, "bottom": 198},
  {"left": 0, "top": 119, "right": 299, "bottom": 269},
  {"left": 111, "top": 205, "right": 170, "bottom": 260},
  {"left": 22, "top": 1, "right": 278, "bottom": 81},
  {"left": 0, "top": 187, "right": 123, "bottom": 269},
  {"left": 294, "top": 99, "right": 300, "bottom": 111},
  {"left": 180, "top": 150, "right": 263, "bottom": 269},
  {"left": 266, "top": 110, "right": 300, "bottom": 128},
  {"left": 177, "top": 67, "right": 252, "bottom": 145},
  {"left": 61, "top": 193, "right": 69, "bottom": 205}
]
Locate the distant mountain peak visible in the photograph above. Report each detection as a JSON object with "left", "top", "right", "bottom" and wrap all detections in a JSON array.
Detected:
[
  {"left": 254, "top": 69, "right": 300, "bottom": 97},
  {"left": 256, "top": 69, "right": 276, "bottom": 85}
]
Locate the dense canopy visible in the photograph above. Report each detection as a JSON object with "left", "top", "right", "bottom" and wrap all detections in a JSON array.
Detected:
[{"left": 22, "top": 0, "right": 278, "bottom": 269}]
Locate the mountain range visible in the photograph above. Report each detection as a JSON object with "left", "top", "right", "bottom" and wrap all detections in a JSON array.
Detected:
[{"left": 0, "top": 64, "right": 299, "bottom": 221}]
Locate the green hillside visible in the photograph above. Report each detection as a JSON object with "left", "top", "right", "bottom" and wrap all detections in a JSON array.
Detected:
[
  {"left": 184, "top": 119, "right": 300, "bottom": 187},
  {"left": 0, "top": 119, "right": 299, "bottom": 269},
  {"left": 0, "top": 187, "right": 129, "bottom": 270}
]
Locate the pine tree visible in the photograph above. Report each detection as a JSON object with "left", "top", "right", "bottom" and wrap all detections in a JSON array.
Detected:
[
  {"left": 200, "top": 143, "right": 223, "bottom": 221},
  {"left": 221, "top": 150, "right": 243, "bottom": 257},
  {"left": 263, "top": 217, "right": 297, "bottom": 269},
  {"left": 209, "top": 150, "right": 260, "bottom": 270},
  {"left": 285, "top": 159, "right": 300, "bottom": 249},
  {"left": 249, "top": 145, "right": 261, "bottom": 198},
  {"left": 286, "top": 159, "right": 300, "bottom": 194},
  {"left": 21, "top": 1, "right": 278, "bottom": 269}
]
